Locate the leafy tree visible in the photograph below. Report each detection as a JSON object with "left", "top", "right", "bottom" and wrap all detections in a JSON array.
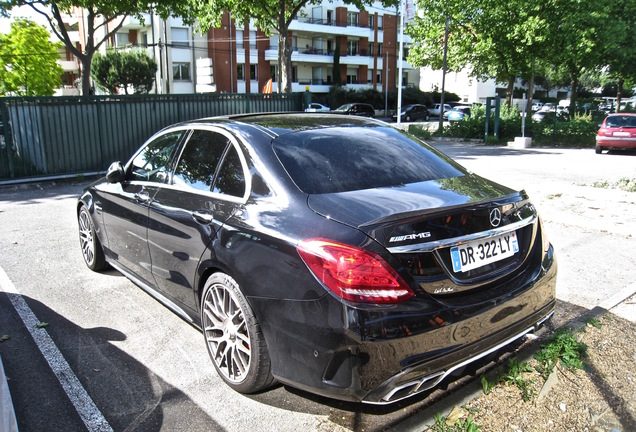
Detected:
[
  {"left": 0, "top": 18, "right": 63, "bottom": 95},
  {"left": 0, "top": 1, "right": 182, "bottom": 95},
  {"left": 545, "top": 0, "right": 612, "bottom": 116},
  {"left": 407, "top": 0, "right": 550, "bottom": 108},
  {"left": 92, "top": 49, "right": 157, "bottom": 94},
  {"left": 174, "top": 0, "right": 398, "bottom": 93},
  {"left": 601, "top": 0, "right": 636, "bottom": 110}
]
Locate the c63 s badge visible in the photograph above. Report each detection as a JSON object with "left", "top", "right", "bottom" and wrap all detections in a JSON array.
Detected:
[{"left": 389, "top": 232, "right": 432, "bottom": 243}]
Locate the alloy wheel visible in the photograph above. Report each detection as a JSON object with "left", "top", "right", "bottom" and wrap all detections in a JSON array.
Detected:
[
  {"left": 202, "top": 279, "right": 251, "bottom": 383},
  {"left": 78, "top": 209, "right": 95, "bottom": 266}
]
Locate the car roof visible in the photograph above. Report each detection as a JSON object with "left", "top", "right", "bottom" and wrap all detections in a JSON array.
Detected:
[{"left": 177, "top": 112, "right": 382, "bottom": 137}]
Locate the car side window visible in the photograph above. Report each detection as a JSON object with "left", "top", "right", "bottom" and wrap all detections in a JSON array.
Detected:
[
  {"left": 213, "top": 144, "right": 246, "bottom": 198},
  {"left": 173, "top": 130, "right": 229, "bottom": 192},
  {"left": 130, "top": 131, "right": 183, "bottom": 183}
]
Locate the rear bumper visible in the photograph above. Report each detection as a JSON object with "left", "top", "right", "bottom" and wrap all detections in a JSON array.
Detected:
[
  {"left": 253, "top": 244, "right": 557, "bottom": 404},
  {"left": 362, "top": 300, "right": 554, "bottom": 404},
  {"left": 596, "top": 136, "right": 636, "bottom": 148}
]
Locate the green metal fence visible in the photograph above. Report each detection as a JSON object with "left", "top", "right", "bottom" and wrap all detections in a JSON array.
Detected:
[{"left": 0, "top": 92, "right": 304, "bottom": 183}]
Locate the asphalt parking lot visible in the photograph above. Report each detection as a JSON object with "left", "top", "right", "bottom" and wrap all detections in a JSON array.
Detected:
[{"left": 1, "top": 141, "right": 634, "bottom": 432}]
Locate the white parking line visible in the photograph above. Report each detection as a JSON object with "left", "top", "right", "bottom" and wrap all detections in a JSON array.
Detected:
[{"left": 0, "top": 266, "right": 113, "bottom": 432}]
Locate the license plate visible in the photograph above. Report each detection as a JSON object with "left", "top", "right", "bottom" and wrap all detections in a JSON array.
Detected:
[
  {"left": 450, "top": 231, "right": 519, "bottom": 273},
  {"left": 613, "top": 132, "right": 630, "bottom": 137}
]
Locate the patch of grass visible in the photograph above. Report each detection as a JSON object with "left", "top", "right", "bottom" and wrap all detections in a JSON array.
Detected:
[
  {"left": 408, "top": 124, "right": 433, "bottom": 140},
  {"left": 617, "top": 177, "right": 636, "bottom": 192},
  {"left": 502, "top": 358, "right": 536, "bottom": 401},
  {"left": 431, "top": 412, "right": 482, "bottom": 432},
  {"left": 586, "top": 317, "right": 602, "bottom": 329},
  {"left": 534, "top": 328, "right": 588, "bottom": 380},
  {"left": 592, "top": 180, "right": 610, "bottom": 189},
  {"left": 484, "top": 136, "right": 502, "bottom": 145},
  {"left": 481, "top": 375, "right": 497, "bottom": 395},
  {"left": 592, "top": 178, "right": 636, "bottom": 192},
  {"left": 480, "top": 358, "right": 536, "bottom": 401}
]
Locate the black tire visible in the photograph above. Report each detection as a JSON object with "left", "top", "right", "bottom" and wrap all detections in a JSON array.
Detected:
[
  {"left": 78, "top": 206, "right": 107, "bottom": 271},
  {"left": 201, "top": 273, "right": 275, "bottom": 393},
  {"left": 595, "top": 145, "right": 602, "bottom": 154}
]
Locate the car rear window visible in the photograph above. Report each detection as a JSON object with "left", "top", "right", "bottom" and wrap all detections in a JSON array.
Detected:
[
  {"left": 606, "top": 115, "right": 636, "bottom": 128},
  {"left": 272, "top": 126, "right": 464, "bottom": 194}
]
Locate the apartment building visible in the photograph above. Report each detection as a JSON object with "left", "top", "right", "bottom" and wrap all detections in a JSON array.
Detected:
[
  {"left": 206, "top": 2, "right": 418, "bottom": 94},
  {"left": 64, "top": 1, "right": 417, "bottom": 95}
]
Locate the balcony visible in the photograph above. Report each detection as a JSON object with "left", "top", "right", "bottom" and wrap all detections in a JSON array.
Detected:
[
  {"left": 290, "top": 18, "right": 374, "bottom": 38},
  {"left": 119, "top": 13, "right": 151, "bottom": 30},
  {"left": 58, "top": 59, "right": 79, "bottom": 73}
]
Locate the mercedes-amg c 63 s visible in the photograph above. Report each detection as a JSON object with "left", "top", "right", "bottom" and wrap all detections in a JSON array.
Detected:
[{"left": 78, "top": 113, "right": 556, "bottom": 404}]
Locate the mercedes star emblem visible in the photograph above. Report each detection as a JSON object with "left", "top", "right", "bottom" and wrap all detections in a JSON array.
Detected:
[{"left": 490, "top": 208, "right": 502, "bottom": 227}]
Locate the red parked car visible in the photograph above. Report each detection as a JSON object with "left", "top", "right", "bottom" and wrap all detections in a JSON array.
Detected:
[{"left": 596, "top": 113, "right": 636, "bottom": 154}]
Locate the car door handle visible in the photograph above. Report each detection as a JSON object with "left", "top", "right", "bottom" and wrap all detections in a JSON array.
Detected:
[
  {"left": 135, "top": 191, "right": 150, "bottom": 202},
  {"left": 193, "top": 211, "right": 214, "bottom": 225}
]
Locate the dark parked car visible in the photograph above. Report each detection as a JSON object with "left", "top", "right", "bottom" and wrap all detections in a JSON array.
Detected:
[
  {"left": 78, "top": 114, "right": 556, "bottom": 404},
  {"left": 392, "top": 104, "right": 430, "bottom": 122},
  {"left": 332, "top": 102, "right": 376, "bottom": 117},
  {"left": 595, "top": 113, "right": 636, "bottom": 154}
]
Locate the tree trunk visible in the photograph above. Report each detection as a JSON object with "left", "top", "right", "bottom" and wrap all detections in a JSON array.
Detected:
[
  {"left": 80, "top": 55, "right": 93, "bottom": 95},
  {"left": 506, "top": 75, "right": 515, "bottom": 106},
  {"left": 277, "top": 25, "right": 293, "bottom": 93},
  {"left": 616, "top": 78, "right": 624, "bottom": 112},
  {"left": 526, "top": 59, "right": 535, "bottom": 114},
  {"left": 333, "top": 38, "right": 341, "bottom": 86},
  {"left": 569, "top": 72, "right": 578, "bottom": 117}
]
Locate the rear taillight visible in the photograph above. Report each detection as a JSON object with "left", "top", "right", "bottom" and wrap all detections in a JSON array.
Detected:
[{"left": 297, "top": 239, "right": 414, "bottom": 304}]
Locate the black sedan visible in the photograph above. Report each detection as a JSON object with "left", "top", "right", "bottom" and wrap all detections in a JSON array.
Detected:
[
  {"left": 391, "top": 104, "right": 430, "bottom": 122},
  {"left": 77, "top": 114, "right": 556, "bottom": 404}
]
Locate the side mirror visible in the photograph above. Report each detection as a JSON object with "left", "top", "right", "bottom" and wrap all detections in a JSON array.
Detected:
[{"left": 106, "top": 161, "right": 125, "bottom": 183}]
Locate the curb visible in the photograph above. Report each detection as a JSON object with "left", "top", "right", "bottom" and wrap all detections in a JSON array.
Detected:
[{"left": 0, "top": 353, "right": 18, "bottom": 432}]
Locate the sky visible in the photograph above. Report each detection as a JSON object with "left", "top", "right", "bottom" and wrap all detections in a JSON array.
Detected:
[{"left": 0, "top": 5, "right": 50, "bottom": 34}]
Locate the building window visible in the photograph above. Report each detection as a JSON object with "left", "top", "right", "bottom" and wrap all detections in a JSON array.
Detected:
[
  {"left": 368, "top": 15, "right": 374, "bottom": 29},
  {"left": 346, "top": 68, "right": 358, "bottom": 84},
  {"left": 141, "top": 32, "right": 148, "bottom": 47},
  {"left": 347, "top": 12, "right": 358, "bottom": 27},
  {"left": 237, "top": 64, "right": 244, "bottom": 80},
  {"left": 368, "top": 42, "right": 374, "bottom": 56},
  {"left": 347, "top": 41, "right": 359, "bottom": 56},
  {"left": 250, "top": 65, "right": 257, "bottom": 80},
  {"left": 377, "top": 72, "right": 382, "bottom": 84},
  {"left": 171, "top": 27, "right": 189, "bottom": 47},
  {"left": 173, "top": 62, "right": 191, "bottom": 81},
  {"left": 377, "top": 43, "right": 383, "bottom": 56},
  {"left": 378, "top": 16, "right": 383, "bottom": 30},
  {"left": 249, "top": 31, "right": 257, "bottom": 49},
  {"left": 236, "top": 30, "right": 244, "bottom": 49},
  {"left": 115, "top": 33, "right": 129, "bottom": 47},
  {"left": 270, "top": 65, "right": 277, "bottom": 80}
]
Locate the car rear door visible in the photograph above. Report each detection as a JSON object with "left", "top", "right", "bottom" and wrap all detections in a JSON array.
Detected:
[{"left": 147, "top": 127, "right": 249, "bottom": 312}]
